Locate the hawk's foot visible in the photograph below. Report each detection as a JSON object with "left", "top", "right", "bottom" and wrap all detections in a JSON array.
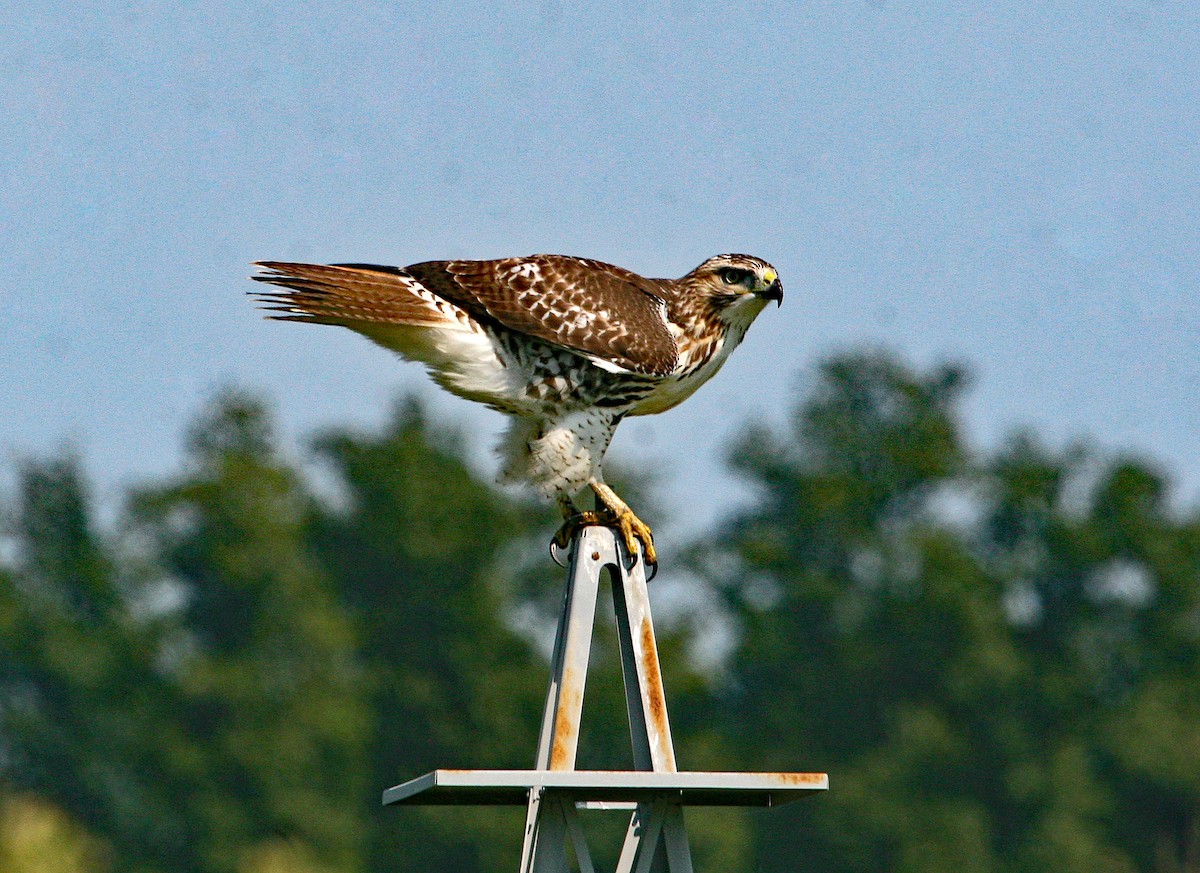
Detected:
[
  {"left": 589, "top": 482, "right": 658, "bottom": 569},
  {"left": 549, "top": 510, "right": 608, "bottom": 567},
  {"left": 609, "top": 506, "right": 657, "bottom": 569}
]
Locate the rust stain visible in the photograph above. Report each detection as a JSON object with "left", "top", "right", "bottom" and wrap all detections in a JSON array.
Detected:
[
  {"left": 549, "top": 738, "right": 569, "bottom": 770},
  {"left": 640, "top": 617, "right": 670, "bottom": 750},
  {"left": 768, "top": 772, "right": 828, "bottom": 786},
  {"left": 549, "top": 685, "right": 581, "bottom": 770}
]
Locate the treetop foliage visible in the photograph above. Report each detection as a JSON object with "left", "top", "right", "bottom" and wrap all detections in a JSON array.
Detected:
[{"left": 1, "top": 351, "right": 1197, "bottom": 872}]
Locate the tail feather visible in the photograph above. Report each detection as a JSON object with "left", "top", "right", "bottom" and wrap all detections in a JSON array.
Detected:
[
  {"left": 250, "top": 261, "right": 461, "bottom": 328},
  {"left": 250, "top": 259, "right": 526, "bottom": 412}
]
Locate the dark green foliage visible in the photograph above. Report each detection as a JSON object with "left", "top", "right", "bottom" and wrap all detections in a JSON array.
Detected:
[
  {"left": 306, "top": 399, "right": 546, "bottom": 871},
  {"left": 122, "top": 393, "right": 370, "bottom": 873},
  {"left": 2, "top": 353, "right": 1198, "bottom": 872},
  {"left": 0, "top": 454, "right": 199, "bottom": 873},
  {"left": 706, "top": 353, "right": 1200, "bottom": 873}
]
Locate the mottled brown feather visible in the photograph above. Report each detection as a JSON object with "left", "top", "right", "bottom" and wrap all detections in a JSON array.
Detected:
[
  {"left": 405, "top": 255, "right": 678, "bottom": 376},
  {"left": 253, "top": 255, "right": 681, "bottom": 376}
]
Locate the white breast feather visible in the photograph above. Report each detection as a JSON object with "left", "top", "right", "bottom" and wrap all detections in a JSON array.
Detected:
[{"left": 631, "top": 321, "right": 750, "bottom": 416}]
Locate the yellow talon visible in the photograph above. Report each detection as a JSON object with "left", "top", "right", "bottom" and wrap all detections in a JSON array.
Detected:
[
  {"left": 611, "top": 506, "right": 657, "bottom": 566},
  {"left": 589, "top": 482, "right": 657, "bottom": 566},
  {"left": 549, "top": 487, "right": 658, "bottom": 571},
  {"left": 552, "top": 509, "right": 608, "bottom": 552}
]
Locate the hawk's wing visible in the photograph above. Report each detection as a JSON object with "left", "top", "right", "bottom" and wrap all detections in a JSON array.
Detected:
[
  {"left": 403, "top": 255, "right": 679, "bottom": 376},
  {"left": 252, "top": 256, "right": 679, "bottom": 377}
]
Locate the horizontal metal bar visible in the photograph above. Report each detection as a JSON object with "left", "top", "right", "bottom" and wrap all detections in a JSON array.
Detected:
[{"left": 383, "top": 769, "right": 828, "bottom": 807}]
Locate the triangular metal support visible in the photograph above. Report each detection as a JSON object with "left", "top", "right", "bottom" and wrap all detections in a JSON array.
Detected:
[
  {"left": 383, "top": 525, "right": 827, "bottom": 872},
  {"left": 521, "top": 525, "right": 689, "bottom": 872}
]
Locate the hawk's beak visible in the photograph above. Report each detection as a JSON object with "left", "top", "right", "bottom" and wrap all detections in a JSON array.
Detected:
[{"left": 760, "top": 279, "right": 784, "bottom": 307}]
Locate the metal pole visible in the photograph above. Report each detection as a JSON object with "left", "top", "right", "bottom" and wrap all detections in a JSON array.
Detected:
[
  {"left": 611, "top": 536, "right": 693, "bottom": 873},
  {"left": 520, "top": 527, "right": 611, "bottom": 872}
]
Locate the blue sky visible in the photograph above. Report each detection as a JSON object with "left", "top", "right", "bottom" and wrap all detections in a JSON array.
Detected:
[{"left": 3, "top": 1, "right": 1197, "bottom": 538}]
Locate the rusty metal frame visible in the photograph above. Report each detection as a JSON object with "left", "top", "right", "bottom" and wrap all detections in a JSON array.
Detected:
[
  {"left": 382, "top": 525, "right": 827, "bottom": 872},
  {"left": 382, "top": 769, "right": 827, "bottom": 806},
  {"left": 521, "top": 525, "right": 687, "bottom": 873}
]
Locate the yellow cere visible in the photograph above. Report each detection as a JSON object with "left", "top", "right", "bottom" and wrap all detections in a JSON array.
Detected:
[{"left": 762, "top": 268, "right": 777, "bottom": 285}]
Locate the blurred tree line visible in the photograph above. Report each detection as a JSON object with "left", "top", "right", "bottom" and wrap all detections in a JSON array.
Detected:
[{"left": 1, "top": 351, "right": 1198, "bottom": 873}]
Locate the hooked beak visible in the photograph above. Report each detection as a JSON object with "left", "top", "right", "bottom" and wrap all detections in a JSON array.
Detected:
[{"left": 760, "top": 279, "right": 784, "bottom": 307}]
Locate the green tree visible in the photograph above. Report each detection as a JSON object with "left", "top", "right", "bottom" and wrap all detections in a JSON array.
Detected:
[
  {"left": 7, "top": 357, "right": 1198, "bottom": 873},
  {"left": 306, "top": 399, "right": 548, "bottom": 871},
  {"left": 0, "top": 454, "right": 191, "bottom": 873},
  {"left": 703, "top": 352, "right": 1194, "bottom": 873},
  {"left": 125, "top": 393, "right": 370, "bottom": 873},
  {"left": 985, "top": 444, "right": 1200, "bottom": 872}
]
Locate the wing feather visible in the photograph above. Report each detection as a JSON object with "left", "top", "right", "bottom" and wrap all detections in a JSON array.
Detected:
[
  {"left": 251, "top": 255, "right": 680, "bottom": 377},
  {"left": 404, "top": 255, "right": 679, "bottom": 376}
]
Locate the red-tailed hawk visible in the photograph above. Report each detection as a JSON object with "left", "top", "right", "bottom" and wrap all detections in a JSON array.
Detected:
[{"left": 251, "top": 254, "right": 782, "bottom": 567}]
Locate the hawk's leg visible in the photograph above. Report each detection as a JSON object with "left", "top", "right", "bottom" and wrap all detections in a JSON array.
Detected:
[{"left": 589, "top": 481, "right": 657, "bottom": 567}]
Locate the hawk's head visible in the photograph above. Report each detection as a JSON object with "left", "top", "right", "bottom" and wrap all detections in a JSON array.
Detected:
[{"left": 681, "top": 254, "right": 784, "bottom": 329}]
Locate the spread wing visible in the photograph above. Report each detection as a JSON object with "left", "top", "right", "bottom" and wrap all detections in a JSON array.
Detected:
[{"left": 403, "top": 255, "right": 679, "bottom": 376}]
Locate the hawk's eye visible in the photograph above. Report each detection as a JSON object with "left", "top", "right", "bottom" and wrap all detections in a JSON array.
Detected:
[{"left": 720, "top": 268, "right": 746, "bottom": 286}]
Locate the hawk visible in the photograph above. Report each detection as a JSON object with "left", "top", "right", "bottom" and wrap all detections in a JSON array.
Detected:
[{"left": 251, "top": 253, "right": 782, "bottom": 566}]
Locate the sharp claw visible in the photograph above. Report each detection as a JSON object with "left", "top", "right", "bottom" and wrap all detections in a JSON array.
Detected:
[
  {"left": 549, "top": 511, "right": 607, "bottom": 565},
  {"left": 550, "top": 498, "right": 658, "bottom": 576},
  {"left": 612, "top": 515, "right": 656, "bottom": 570},
  {"left": 549, "top": 537, "right": 570, "bottom": 568},
  {"left": 640, "top": 537, "right": 657, "bottom": 567},
  {"left": 586, "top": 481, "right": 657, "bottom": 571}
]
